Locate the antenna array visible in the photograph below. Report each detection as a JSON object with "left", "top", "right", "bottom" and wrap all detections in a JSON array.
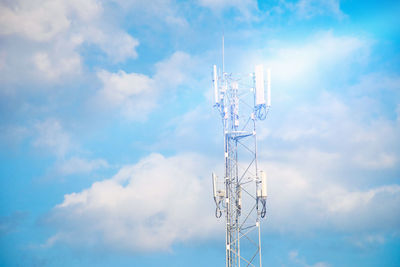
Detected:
[{"left": 212, "top": 56, "right": 271, "bottom": 267}]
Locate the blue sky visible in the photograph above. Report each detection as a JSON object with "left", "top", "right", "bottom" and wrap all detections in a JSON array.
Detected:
[{"left": 1, "top": 0, "right": 400, "bottom": 266}]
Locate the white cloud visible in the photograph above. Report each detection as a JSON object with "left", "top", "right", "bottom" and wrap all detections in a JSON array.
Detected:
[
  {"left": 347, "top": 72, "right": 400, "bottom": 99},
  {"left": 0, "top": 0, "right": 102, "bottom": 42},
  {"left": 0, "top": 0, "right": 138, "bottom": 82},
  {"left": 44, "top": 148, "right": 400, "bottom": 252},
  {"left": 32, "top": 119, "right": 110, "bottom": 179},
  {"left": 245, "top": 32, "right": 398, "bottom": 173},
  {"left": 33, "top": 51, "right": 81, "bottom": 80},
  {"left": 151, "top": 103, "right": 221, "bottom": 154},
  {"left": 45, "top": 153, "right": 219, "bottom": 251},
  {"left": 81, "top": 26, "right": 139, "bottom": 63},
  {"left": 33, "top": 118, "right": 75, "bottom": 157},
  {"left": 154, "top": 51, "right": 194, "bottom": 88},
  {"left": 268, "top": 92, "right": 400, "bottom": 170},
  {"left": 97, "top": 70, "right": 155, "bottom": 103},
  {"left": 261, "top": 160, "right": 400, "bottom": 233},
  {"left": 54, "top": 157, "right": 109, "bottom": 176},
  {"left": 94, "top": 69, "right": 156, "bottom": 120},
  {"left": 93, "top": 51, "right": 196, "bottom": 120},
  {"left": 267, "top": 31, "right": 369, "bottom": 91},
  {"left": 240, "top": 32, "right": 399, "bottom": 173},
  {"left": 0, "top": 0, "right": 72, "bottom": 42}
]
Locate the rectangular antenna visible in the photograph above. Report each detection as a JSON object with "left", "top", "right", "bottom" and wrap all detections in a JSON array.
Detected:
[
  {"left": 255, "top": 65, "right": 265, "bottom": 105},
  {"left": 212, "top": 172, "right": 218, "bottom": 199},
  {"left": 213, "top": 65, "right": 219, "bottom": 105},
  {"left": 261, "top": 171, "right": 267, "bottom": 198}
]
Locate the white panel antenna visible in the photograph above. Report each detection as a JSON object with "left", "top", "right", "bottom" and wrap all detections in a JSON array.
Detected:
[
  {"left": 260, "top": 170, "right": 267, "bottom": 198},
  {"left": 255, "top": 64, "right": 265, "bottom": 106},
  {"left": 212, "top": 172, "right": 218, "bottom": 199}
]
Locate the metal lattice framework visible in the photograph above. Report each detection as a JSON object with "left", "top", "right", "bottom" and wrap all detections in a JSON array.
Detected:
[{"left": 212, "top": 66, "right": 270, "bottom": 267}]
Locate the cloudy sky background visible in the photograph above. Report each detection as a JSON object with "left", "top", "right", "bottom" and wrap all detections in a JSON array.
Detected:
[{"left": 1, "top": 0, "right": 399, "bottom": 266}]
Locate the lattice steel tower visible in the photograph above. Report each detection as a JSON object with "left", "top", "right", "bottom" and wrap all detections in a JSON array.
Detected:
[{"left": 212, "top": 51, "right": 271, "bottom": 267}]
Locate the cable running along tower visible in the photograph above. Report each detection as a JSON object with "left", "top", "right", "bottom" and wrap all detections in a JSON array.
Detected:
[{"left": 212, "top": 42, "right": 271, "bottom": 267}]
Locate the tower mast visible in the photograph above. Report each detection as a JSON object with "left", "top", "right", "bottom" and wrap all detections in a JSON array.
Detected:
[{"left": 212, "top": 45, "right": 271, "bottom": 267}]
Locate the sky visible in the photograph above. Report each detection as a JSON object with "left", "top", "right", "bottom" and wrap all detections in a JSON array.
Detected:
[{"left": 0, "top": 0, "right": 400, "bottom": 266}]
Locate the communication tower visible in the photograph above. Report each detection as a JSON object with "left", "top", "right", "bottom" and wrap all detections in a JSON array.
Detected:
[{"left": 212, "top": 44, "right": 271, "bottom": 267}]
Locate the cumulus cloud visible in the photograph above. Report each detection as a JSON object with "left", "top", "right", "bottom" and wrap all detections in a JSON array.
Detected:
[
  {"left": 32, "top": 118, "right": 110, "bottom": 177},
  {"left": 266, "top": 31, "right": 369, "bottom": 92},
  {"left": 268, "top": 92, "right": 400, "bottom": 170},
  {"left": 81, "top": 26, "right": 139, "bottom": 63},
  {"left": 95, "top": 69, "right": 156, "bottom": 120},
  {"left": 33, "top": 50, "right": 81, "bottom": 80},
  {"left": 255, "top": 86, "right": 400, "bottom": 234},
  {"left": 258, "top": 92, "right": 400, "bottom": 233},
  {"left": 45, "top": 153, "right": 219, "bottom": 251},
  {"left": 93, "top": 51, "right": 197, "bottom": 120},
  {"left": 33, "top": 118, "right": 75, "bottom": 157},
  {"left": 54, "top": 157, "right": 109, "bottom": 176},
  {"left": 241, "top": 32, "right": 400, "bottom": 173},
  {"left": 0, "top": 0, "right": 138, "bottom": 82},
  {"left": 93, "top": 70, "right": 155, "bottom": 119},
  {"left": 0, "top": 0, "right": 101, "bottom": 41},
  {"left": 154, "top": 51, "right": 194, "bottom": 88},
  {"left": 262, "top": 158, "right": 400, "bottom": 234},
  {"left": 0, "top": 0, "right": 74, "bottom": 42}
]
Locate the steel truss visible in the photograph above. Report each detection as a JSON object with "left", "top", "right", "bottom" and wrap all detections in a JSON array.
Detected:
[{"left": 213, "top": 71, "right": 268, "bottom": 267}]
